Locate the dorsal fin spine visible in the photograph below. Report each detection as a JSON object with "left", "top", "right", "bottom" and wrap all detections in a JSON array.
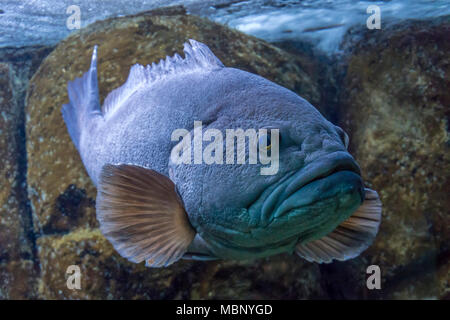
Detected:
[
  {"left": 101, "top": 39, "right": 224, "bottom": 117},
  {"left": 61, "top": 45, "right": 101, "bottom": 150}
]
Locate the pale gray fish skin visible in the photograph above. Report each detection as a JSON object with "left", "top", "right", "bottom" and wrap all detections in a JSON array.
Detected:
[{"left": 63, "top": 40, "right": 368, "bottom": 262}]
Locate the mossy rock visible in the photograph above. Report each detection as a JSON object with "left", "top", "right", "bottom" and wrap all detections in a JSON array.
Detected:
[
  {"left": 336, "top": 18, "right": 450, "bottom": 299},
  {"left": 36, "top": 228, "right": 197, "bottom": 299}
]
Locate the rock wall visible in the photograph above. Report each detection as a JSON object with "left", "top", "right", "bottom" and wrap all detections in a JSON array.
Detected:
[
  {"left": 0, "top": 7, "right": 448, "bottom": 299},
  {"left": 24, "top": 8, "right": 325, "bottom": 299},
  {"left": 334, "top": 18, "right": 450, "bottom": 299},
  {"left": 0, "top": 46, "right": 53, "bottom": 298}
]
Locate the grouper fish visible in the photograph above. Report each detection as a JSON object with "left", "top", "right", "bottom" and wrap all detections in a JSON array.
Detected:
[{"left": 62, "top": 40, "right": 382, "bottom": 267}]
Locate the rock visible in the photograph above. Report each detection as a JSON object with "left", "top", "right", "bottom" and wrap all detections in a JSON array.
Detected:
[
  {"left": 37, "top": 228, "right": 326, "bottom": 299},
  {"left": 0, "top": 260, "right": 36, "bottom": 299},
  {"left": 0, "top": 45, "right": 53, "bottom": 298},
  {"left": 189, "top": 257, "right": 325, "bottom": 299},
  {"left": 36, "top": 228, "right": 197, "bottom": 299},
  {"left": 0, "top": 63, "right": 28, "bottom": 263},
  {"left": 334, "top": 18, "right": 450, "bottom": 299},
  {"left": 26, "top": 9, "right": 324, "bottom": 299},
  {"left": 0, "top": 62, "right": 35, "bottom": 299}
]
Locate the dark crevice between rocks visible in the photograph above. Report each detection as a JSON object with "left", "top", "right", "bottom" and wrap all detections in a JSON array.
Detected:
[
  {"left": 43, "top": 184, "right": 97, "bottom": 235},
  {"left": 272, "top": 40, "right": 344, "bottom": 124},
  {"left": 380, "top": 250, "right": 440, "bottom": 298},
  {"left": 0, "top": 45, "right": 54, "bottom": 297},
  {"left": 318, "top": 258, "right": 373, "bottom": 300},
  {"left": 319, "top": 248, "right": 442, "bottom": 300},
  {"left": 168, "top": 262, "right": 212, "bottom": 299}
]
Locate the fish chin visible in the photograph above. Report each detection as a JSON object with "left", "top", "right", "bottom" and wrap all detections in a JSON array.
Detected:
[
  {"left": 200, "top": 169, "right": 364, "bottom": 261},
  {"left": 248, "top": 151, "right": 365, "bottom": 248}
]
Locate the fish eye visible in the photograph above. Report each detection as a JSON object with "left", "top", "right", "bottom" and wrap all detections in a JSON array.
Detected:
[
  {"left": 258, "top": 129, "right": 280, "bottom": 150},
  {"left": 258, "top": 132, "right": 271, "bottom": 150}
]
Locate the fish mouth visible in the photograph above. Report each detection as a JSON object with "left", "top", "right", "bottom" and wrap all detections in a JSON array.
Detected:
[{"left": 260, "top": 151, "right": 363, "bottom": 222}]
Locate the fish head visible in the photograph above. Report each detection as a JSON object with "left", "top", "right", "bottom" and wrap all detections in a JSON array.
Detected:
[{"left": 169, "top": 70, "right": 373, "bottom": 261}]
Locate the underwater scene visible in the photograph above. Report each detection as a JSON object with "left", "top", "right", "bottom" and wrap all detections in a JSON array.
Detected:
[{"left": 0, "top": 0, "right": 448, "bottom": 300}]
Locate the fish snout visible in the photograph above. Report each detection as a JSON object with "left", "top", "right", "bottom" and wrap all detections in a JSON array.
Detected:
[
  {"left": 272, "top": 170, "right": 364, "bottom": 219},
  {"left": 285, "top": 151, "right": 361, "bottom": 196},
  {"left": 261, "top": 151, "right": 363, "bottom": 222}
]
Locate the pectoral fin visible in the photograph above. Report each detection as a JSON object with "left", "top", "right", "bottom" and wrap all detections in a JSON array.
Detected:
[
  {"left": 96, "top": 164, "right": 195, "bottom": 267},
  {"left": 296, "top": 188, "right": 382, "bottom": 263}
]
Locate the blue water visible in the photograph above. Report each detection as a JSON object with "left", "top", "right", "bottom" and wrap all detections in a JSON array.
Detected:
[{"left": 1, "top": 0, "right": 449, "bottom": 53}]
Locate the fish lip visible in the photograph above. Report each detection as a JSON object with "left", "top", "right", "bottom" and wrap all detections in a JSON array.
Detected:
[
  {"left": 261, "top": 151, "right": 361, "bottom": 220},
  {"left": 284, "top": 151, "right": 361, "bottom": 196}
]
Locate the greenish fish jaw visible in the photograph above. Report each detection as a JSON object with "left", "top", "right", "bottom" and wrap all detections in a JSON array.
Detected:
[
  {"left": 208, "top": 151, "right": 367, "bottom": 260},
  {"left": 196, "top": 157, "right": 365, "bottom": 261}
]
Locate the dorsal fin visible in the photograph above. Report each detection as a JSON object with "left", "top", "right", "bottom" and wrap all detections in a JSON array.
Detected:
[
  {"left": 101, "top": 39, "right": 224, "bottom": 117},
  {"left": 62, "top": 45, "right": 102, "bottom": 150}
]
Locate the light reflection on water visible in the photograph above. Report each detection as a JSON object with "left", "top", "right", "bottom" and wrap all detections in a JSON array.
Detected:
[{"left": 0, "top": 0, "right": 449, "bottom": 52}]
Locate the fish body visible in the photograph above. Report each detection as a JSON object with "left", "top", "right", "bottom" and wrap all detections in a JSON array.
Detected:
[{"left": 62, "top": 40, "right": 381, "bottom": 267}]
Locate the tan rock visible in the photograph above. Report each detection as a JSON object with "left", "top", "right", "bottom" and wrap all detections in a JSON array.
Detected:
[
  {"left": 0, "top": 63, "right": 23, "bottom": 261},
  {"left": 0, "top": 62, "right": 36, "bottom": 299},
  {"left": 36, "top": 228, "right": 195, "bottom": 299},
  {"left": 338, "top": 19, "right": 450, "bottom": 299},
  {"left": 0, "top": 260, "right": 36, "bottom": 299}
]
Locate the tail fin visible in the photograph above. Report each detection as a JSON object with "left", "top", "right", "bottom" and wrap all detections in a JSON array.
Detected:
[{"left": 62, "top": 46, "right": 102, "bottom": 150}]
